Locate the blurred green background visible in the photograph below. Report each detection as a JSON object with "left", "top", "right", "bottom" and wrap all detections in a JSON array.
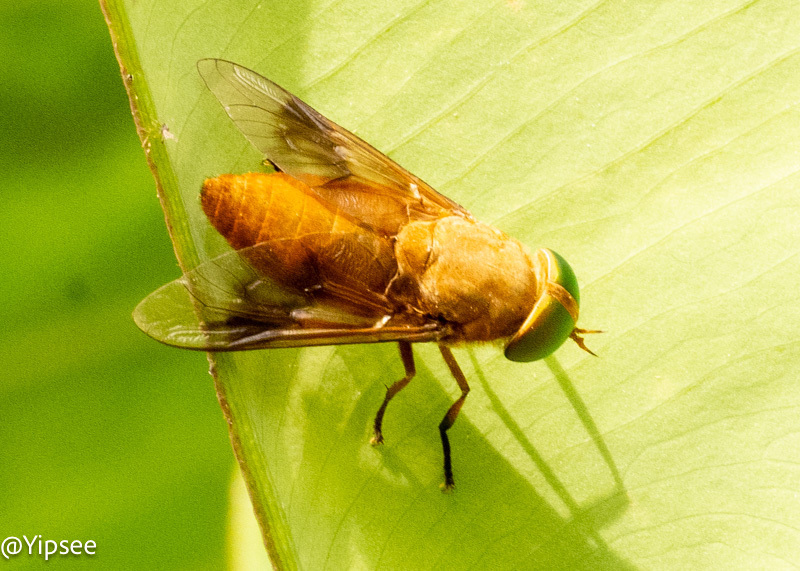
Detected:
[{"left": 0, "top": 1, "right": 234, "bottom": 567}]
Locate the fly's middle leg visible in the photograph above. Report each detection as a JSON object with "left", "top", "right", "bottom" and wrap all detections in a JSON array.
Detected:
[
  {"left": 371, "top": 341, "right": 415, "bottom": 446},
  {"left": 438, "top": 345, "right": 470, "bottom": 492}
]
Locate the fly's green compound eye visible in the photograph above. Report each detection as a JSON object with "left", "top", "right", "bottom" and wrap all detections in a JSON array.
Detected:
[{"left": 504, "top": 249, "right": 580, "bottom": 362}]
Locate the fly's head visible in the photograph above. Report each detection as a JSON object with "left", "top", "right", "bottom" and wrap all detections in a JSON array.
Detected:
[{"left": 504, "top": 249, "right": 599, "bottom": 362}]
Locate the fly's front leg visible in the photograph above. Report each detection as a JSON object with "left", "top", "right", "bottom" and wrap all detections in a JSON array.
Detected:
[
  {"left": 438, "top": 345, "right": 470, "bottom": 492},
  {"left": 371, "top": 341, "right": 415, "bottom": 446}
]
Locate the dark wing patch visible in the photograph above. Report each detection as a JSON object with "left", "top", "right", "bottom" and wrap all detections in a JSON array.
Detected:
[{"left": 197, "top": 59, "right": 471, "bottom": 235}]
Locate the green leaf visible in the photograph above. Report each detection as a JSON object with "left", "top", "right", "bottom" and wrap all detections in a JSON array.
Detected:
[{"left": 105, "top": 0, "right": 800, "bottom": 567}]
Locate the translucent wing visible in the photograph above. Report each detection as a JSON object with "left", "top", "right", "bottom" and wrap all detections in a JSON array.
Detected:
[
  {"left": 134, "top": 247, "right": 445, "bottom": 351},
  {"left": 197, "top": 59, "right": 471, "bottom": 235}
]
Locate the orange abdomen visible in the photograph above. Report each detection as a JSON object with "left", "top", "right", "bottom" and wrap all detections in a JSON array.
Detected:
[{"left": 201, "top": 172, "right": 397, "bottom": 296}]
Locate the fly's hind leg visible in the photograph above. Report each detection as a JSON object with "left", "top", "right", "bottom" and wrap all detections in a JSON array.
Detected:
[
  {"left": 371, "top": 341, "right": 415, "bottom": 446},
  {"left": 438, "top": 345, "right": 470, "bottom": 492}
]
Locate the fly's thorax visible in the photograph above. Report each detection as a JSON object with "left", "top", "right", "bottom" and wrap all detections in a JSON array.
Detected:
[{"left": 391, "top": 216, "right": 538, "bottom": 342}]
